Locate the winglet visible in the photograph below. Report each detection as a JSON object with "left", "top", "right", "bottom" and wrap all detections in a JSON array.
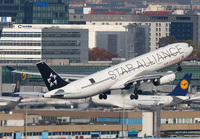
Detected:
[
  {"left": 167, "top": 73, "right": 192, "bottom": 96},
  {"left": 36, "top": 61, "right": 69, "bottom": 91}
]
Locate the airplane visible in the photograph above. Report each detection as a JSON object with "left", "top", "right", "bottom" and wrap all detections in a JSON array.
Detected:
[
  {"left": 11, "top": 43, "right": 193, "bottom": 100},
  {"left": 180, "top": 92, "right": 200, "bottom": 110},
  {"left": 18, "top": 96, "right": 87, "bottom": 109},
  {"left": 89, "top": 73, "right": 192, "bottom": 110},
  {"left": 0, "top": 74, "right": 23, "bottom": 112},
  {"left": 19, "top": 97, "right": 84, "bottom": 109}
]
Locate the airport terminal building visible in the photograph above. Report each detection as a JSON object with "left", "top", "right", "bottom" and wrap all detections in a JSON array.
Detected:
[{"left": 1, "top": 109, "right": 200, "bottom": 138}]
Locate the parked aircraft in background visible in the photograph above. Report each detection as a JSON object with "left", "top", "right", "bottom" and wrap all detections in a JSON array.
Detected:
[
  {"left": 89, "top": 73, "right": 192, "bottom": 110},
  {"left": 181, "top": 93, "right": 200, "bottom": 110},
  {"left": 0, "top": 75, "right": 23, "bottom": 112},
  {"left": 10, "top": 43, "right": 193, "bottom": 100},
  {"left": 18, "top": 97, "right": 88, "bottom": 109}
]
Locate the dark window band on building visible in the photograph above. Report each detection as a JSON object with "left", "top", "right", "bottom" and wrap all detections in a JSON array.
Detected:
[
  {"left": 42, "top": 32, "right": 81, "bottom": 38},
  {"left": 42, "top": 40, "right": 81, "bottom": 46},
  {"left": 42, "top": 49, "right": 80, "bottom": 55},
  {"left": 176, "top": 17, "right": 191, "bottom": 20},
  {"left": 149, "top": 16, "right": 168, "bottom": 20},
  {"left": 2, "top": 34, "right": 41, "bottom": 37},
  {"left": 0, "top": 0, "right": 69, "bottom": 24},
  {"left": 0, "top": 50, "right": 41, "bottom": 55},
  {"left": 0, "top": 42, "right": 41, "bottom": 46},
  {"left": 41, "top": 28, "right": 88, "bottom": 63}
]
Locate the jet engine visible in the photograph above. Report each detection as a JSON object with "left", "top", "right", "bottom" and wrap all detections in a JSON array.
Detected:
[{"left": 153, "top": 73, "right": 175, "bottom": 86}]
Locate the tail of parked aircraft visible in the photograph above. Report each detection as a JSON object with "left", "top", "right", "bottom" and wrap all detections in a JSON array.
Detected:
[
  {"left": 36, "top": 61, "right": 69, "bottom": 91},
  {"left": 12, "top": 74, "right": 21, "bottom": 97},
  {"left": 167, "top": 73, "right": 192, "bottom": 96}
]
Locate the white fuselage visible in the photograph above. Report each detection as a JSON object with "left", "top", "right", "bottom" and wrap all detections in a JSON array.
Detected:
[
  {"left": 90, "top": 95, "right": 190, "bottom": 108},
  {"left": 43, "top": 43, "right": 193, "bottom": 99},
  {"left": 0, "top": 97, "right": 22, "bottom": 111}
]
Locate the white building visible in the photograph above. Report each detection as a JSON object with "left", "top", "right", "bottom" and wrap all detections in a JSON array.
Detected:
[
  {"left": 0, "top": 21, "right": 170, "bottom": 63},
  {"left": 0, "top": 27, "right": 42, "bottom": 63}
]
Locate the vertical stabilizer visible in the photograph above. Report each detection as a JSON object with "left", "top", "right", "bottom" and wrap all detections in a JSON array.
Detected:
[
  {"left": 13, "top": 74, "right": 21, "bottom": 97},
  {"left": 36, "top": 61, "right": 69, "bottom": 91},
  {"left": 167, "top": 73, "right": 192, "bottom": 96}
]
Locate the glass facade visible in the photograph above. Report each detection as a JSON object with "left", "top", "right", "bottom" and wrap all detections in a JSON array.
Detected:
[
  {"left": 0, "top": 0, "right": 69, "bottom": 24},
  {"left": 126, "top": 25, "right": 150, "bottom": 59},
  {"left": 96, "top": 31, "right": 126, "bottom": 58},
  {"left": 171, "top": 22, "right": 193, "bottom": 41},
  {"left": 41, "top": 28, "right": 88, "bottom": 63}
]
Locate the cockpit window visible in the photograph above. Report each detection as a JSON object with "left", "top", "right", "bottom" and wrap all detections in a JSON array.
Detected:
[
  {"left": 89, "top": 78, "right": 95, "bottom": 84},
  {"left": 188, "top": 44, "right": 191, "bottom": 47}
]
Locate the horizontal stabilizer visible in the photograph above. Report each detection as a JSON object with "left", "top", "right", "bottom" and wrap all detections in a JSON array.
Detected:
[
  {"left": 14, "top": 92, "right": 45, "bottom": 96},
  {"left": 6, "top": 66, "right": 87, "bottom": 80}
]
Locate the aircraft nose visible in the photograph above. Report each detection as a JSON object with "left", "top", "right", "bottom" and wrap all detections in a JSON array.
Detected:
[
  {"left": 189, "top": 45, "right": 194, "bottom": 54},
  {"left": 186, "top": 44, "right": 193, "bottom": 54}
]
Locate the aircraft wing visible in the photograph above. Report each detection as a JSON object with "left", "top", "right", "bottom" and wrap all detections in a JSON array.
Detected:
[
  {"left": 14, "top": 92, "right": 45, "bottom": 96},
  {"left": 6, "top": 66, "right": 87, "bottom": 80},
  {"left": 0, "top": 97, "right": 21, "bottom": 102},
  {"left": 125, "top": 70, "right": 175, "bottom": 86},
  {"left": 172, "top": 96, "right": 187, "bottom": 102}
]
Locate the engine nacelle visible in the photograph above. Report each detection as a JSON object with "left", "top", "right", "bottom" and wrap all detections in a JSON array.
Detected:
[{"left": 153, "top": 73, "right": 175, "bottom": 86}]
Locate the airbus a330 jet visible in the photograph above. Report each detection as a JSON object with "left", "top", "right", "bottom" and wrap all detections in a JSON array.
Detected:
[{"left": 10, "top": 43, "right": 193, "bottom": 100}]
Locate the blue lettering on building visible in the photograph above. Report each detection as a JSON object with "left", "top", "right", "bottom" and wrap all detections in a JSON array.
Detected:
[{"left": 35, "top": 2, "right": 48, "bottom": 7}]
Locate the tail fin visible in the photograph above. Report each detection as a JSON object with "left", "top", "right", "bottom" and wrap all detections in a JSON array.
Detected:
[
  {"left": 13, "top": 74, "right": 21, "bottom": 97},
  {"left": 36, "top": 61, "right": 69, "bottom": 91},
  {"left": 167, "top": 73, "right": 192, "bottom": 96}
]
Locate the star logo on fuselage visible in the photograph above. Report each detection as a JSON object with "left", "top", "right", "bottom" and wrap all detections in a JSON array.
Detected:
[{"left": 47, "top": 73, "right": 57, "bottom": 87}]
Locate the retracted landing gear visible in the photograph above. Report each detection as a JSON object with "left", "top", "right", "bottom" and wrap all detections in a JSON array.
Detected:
[{"left": 130, "top": 89, "right": 142, "bottom": 100}]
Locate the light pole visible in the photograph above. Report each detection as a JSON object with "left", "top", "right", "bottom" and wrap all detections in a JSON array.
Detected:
[{"left": 25, "top": 104, "right": 27, "bottom": 139}]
